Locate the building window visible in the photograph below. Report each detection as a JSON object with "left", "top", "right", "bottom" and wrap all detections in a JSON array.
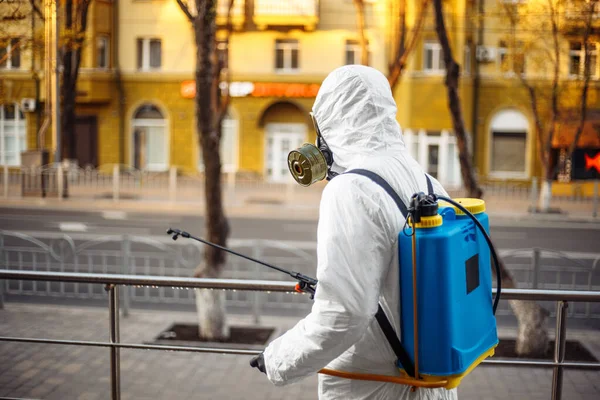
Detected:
[
  {"left": 0, "top": 38, "right": 21, "bottom": 70},
  {"left": 345, "top": 39, "right": 370, "bottom": 65},
  {"left": 489, "top": 109, "right": 529, "bottom": 177},
  {"left": 464, "top": 41, "right": 471, "bottom": 75},
  {"left": 97, "top": 35, "right": 110, "bottom": 69},
  {"left": 0, "top": 103, "right": 27, "bottom": 166},
  {"left": 131, "top": 104, "right": 168, "bottom": 171},
  {"left": 569, "top": 41, "right": 598, "bottom": 78},
  {"left": 423, "top": 41, "right": 444, "bottom": 73},
  {"left": 137, "top": 38, "right": 162, "bottom": 71},
  {"left": 275, "top": 39, "right": 299, "bottom": 73},
  {"left": 498, "top": 40, "right": 525, "bottom": 76}
]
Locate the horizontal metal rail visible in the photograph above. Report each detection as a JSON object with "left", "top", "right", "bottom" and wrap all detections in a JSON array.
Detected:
[
  {"left": 2, "top": 269, "right": 600, "bottom": 301},
  {"left": 1, "top": 270, "right": 600, "bottom": 400}
]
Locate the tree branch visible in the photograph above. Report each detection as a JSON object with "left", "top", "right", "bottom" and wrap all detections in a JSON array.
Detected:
[
  {"left": 30, "top": 0, "right": 44, "bottom": 20},
  {"left": 543, "top": 0, "right": 560, "bottom": 179},
  {"left": 567, "top": 0, "right": 596, "bottom": 158},
  {"left": 176, "top": 0, "right": 195, "bottom": 22},
  {"left": 388, "top": 0, "right": 429, "bottom": 89}
]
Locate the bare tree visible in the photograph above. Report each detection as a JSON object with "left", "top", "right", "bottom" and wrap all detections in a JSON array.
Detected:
[
  {"left": 60, "top": 0, "right": 92, "bottom": 163},
  {"left": 434, "top": 0, "right": 550, "bottom": 357},
  {"left": 388, "top": 0, "right": 430, "bottom": 89},
  {"left": 176, "top": 0, "right": 234, "bottom": 340},
  {"left": 501, "top": 0, "right": 596, "bottom": 212}
]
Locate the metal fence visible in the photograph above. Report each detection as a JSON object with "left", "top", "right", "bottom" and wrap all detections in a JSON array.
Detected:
[
  {"left": 0, "top": 270, "right": 599, "bottom": 400},
  {"left": 2, "top": 164, "right": 598, "bottom": 211},
  {"left": 1, "top": 230, "right": 600, "bottom": 321}
]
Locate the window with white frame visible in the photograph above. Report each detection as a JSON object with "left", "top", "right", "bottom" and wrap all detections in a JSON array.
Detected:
[
  {"left": 275, "top": 39, "right": 299, "bottom": 72},
  {"left": 137, "top": 38, "right": 162, "bottom": 71},
  {"left": 423, "top": 41, "right": 444, "bottom": 73},
  {"left": 569, "top": 41, "right": 598, "bottom": 78},
  {"left": 345, "top": 39, "right": 370, "bottom": 65},
  {"left": 97, "top": 35, "right": 110, "bottom": 69},
  {"left": 0, "top": 103, "right": 27, "bottom": 166},
  {"left": 0, "top": 38, "right": 21, "bottom": 70},
  {"left": 131, "top": 104, "right": 168, "bottom": 171},
  {"left": 498, "top": 40, "right": 526, "bottom": 75},
  {"left": 489, "top": 109, "right": 529, "bottom": 177}
]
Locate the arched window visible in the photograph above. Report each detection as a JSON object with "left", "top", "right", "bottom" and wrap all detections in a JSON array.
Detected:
[
  {"left": 131, "top": 104, "right": 168, "bottom": 171},
  {"left": 489, "top": 109, "right": 529, "bottom": 177},
  {"left": 1, "top": 103, "right": 27, "bottom": 166}
]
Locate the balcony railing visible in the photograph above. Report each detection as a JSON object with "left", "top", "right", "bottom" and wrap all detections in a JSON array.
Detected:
[
  {"left": 253, "top": 0, "right": 319, "bottom": 30},
  {"left": 0, "top": 270, "right": 599, "bottom": 400}
]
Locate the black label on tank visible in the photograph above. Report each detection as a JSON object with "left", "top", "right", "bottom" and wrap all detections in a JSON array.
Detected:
[{"left": 466, "top": 254, "right": 480, "bottom": 295}]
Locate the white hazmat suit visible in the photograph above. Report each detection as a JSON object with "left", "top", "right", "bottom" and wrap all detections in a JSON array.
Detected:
[{"left": 263, "top": 65, "right": 458, "bottom": 400}]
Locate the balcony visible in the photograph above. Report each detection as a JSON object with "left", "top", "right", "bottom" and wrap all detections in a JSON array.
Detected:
[
  {"left": 253, "top": 0, "right": 319, "bottom": 31},
  {"left": 216, "top": 0, "right": 246, "bottom": 30}
]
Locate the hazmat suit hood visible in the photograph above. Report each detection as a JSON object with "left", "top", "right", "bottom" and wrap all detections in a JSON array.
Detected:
[{"left": 312, "top": 65, "right": 406, "bottom": 174}]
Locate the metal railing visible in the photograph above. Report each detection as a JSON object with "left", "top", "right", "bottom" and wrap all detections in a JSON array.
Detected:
[
  {"left": 0, "top": 270, "right": 599, "bottom": 400},
  {"left": 2, "top": 230, "right": 600, "bottom": 319}
]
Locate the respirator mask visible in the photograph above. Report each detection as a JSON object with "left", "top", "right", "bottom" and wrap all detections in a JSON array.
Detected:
[{"left": 287, "top": 112, "right": 338, "bottom": 186}]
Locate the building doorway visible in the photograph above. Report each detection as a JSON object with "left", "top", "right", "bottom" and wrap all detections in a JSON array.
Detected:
[
  {"left": 74, "top": 116, "right": 98, "bottom": 168},
  {"left": 131, "top": 104, "right": 168, "bottom": 171},
  {"left": 265, "top": 123, "right": 306, "bottom": 182}
]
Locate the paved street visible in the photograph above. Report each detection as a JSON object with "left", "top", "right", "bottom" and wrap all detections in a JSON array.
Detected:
[
  {"left": 1, "top": 303, "right": 599, "bottom": 400},
  {"left": 1, "top": 206, "right": 600, "bottom": 253}
]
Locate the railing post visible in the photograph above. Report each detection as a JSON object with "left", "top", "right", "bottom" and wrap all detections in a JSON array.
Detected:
[
  {"left": 113, "top": 165, "right": 120, "bottom": 202},
  {"left": 169, "top": 166, "right": 177, "bottom": 203},
  {"left": 531, "top": 248, "right": 541, "bottom": 289},
  {"left": 551, "top": 300, "right": 568, "bottom": 400},
  {"left": 3, "top": 165, "right": 8, "bottom": 199},
  {"left": 530, "top": 177, "right": 538, "bottom": 212},
  {"left": 593, "top": 180, "right": 598, "bottom": 219},
  {"left": 106, "top": 284, "right": 121, "bottom": 400},
  {"left": 57, "top": 164, "right": 64, "bottom": 201},
  {"left": 121, "top": 235, "right": 131, "bottom": 317},
  {"left": 252, "top": 242, "right": 262, "bottom": 325},
  {"left": 0, "top": 233, "right": 4, "bottom": 309}
]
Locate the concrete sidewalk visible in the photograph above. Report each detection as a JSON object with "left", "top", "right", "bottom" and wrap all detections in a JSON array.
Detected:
[{"left": 1, "top": 302, "right": 599, "bottom": 400}]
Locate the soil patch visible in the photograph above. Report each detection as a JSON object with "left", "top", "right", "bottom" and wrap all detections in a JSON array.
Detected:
[{"left": 153, "top": 323, "right": 275, "bottom": 347}]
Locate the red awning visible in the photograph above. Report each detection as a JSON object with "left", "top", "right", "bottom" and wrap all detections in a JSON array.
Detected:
[{"left": 553, "top": 109, "right": 600, "bottom": 148}]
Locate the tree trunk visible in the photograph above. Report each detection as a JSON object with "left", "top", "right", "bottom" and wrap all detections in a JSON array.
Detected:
[
  {"left": 60, "top": 0, "right": 90, "bottom": 163},
  {"left": 432, "top": 0, "right": 482, "bottom": 199},
  {"left": 192, "top": 0, "right": 230, "bottom": 340},
  {"left": 433, "top": 0, "right": 549, "bottom": 357}
]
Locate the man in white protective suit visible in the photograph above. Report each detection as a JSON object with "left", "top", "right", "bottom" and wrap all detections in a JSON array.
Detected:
[{"left": 250, "top": 65, "right": 458, "bottom": 400}]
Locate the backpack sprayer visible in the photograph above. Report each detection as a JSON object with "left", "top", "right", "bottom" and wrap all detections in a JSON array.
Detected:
[{"left": 166, "top": 182, "right": 501, "bottom": 390}]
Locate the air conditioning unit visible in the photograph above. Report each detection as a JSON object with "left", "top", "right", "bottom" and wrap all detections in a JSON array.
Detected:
[
  {"left": 21, "top": 98, "right": 36, "bottom": 112},
  {"left": 476, "top": 46, "right": 497, "bottom": 63}
]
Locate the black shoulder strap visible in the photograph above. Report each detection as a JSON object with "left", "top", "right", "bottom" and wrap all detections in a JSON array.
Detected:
[
  {"left": 425, "top": 173, "right": 434, "bottom": 196},
  {"left": 343, "top": 168, "right": 416, "bottom": 377}
]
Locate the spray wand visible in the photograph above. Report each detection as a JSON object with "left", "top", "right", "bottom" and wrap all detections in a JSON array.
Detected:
[{"left": 166, "top": 228, "right": 318, "bottom": 297}]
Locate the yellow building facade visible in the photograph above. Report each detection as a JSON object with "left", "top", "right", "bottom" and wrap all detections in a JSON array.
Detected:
[{"left": 2, "top": 0, "right": 599, "bottom": 193}]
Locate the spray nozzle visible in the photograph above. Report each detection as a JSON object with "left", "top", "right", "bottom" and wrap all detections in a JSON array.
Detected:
[{"left": 408, "top": 193, "right": 439, "bottom": 224}]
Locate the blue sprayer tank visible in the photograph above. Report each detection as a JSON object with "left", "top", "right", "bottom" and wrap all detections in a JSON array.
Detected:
[{"left": 397, "top": 198, "right": 498, "bottom": 389}]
